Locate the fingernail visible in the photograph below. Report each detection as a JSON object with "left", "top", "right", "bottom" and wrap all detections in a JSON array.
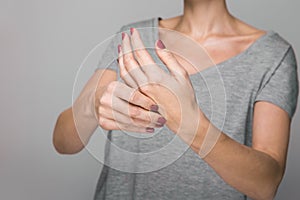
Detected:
[
  {"left": 130, "top": 27, "right": 134, "bottom": 35},
  {"left": 157, "top": 40, "right": 166, "bottom": 49},
  {"left": 122, "top": 32, "right": 125, "bottom": 40},
  {"left": 150, "top": 105, "right": 159, "bottom": 112},
  {"left": 118, "top": 45, "right": 121, "bottom": 53},
  {"left": 146, "top": 127, "right": 154, "bottom": 133},
  {"left": 157, "top": 117, "right": 166, "bottom": 125}
]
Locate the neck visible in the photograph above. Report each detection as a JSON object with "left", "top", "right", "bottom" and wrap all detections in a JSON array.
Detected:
[{"left": 175, "top": 0, "right": 236, "bottom": 39}]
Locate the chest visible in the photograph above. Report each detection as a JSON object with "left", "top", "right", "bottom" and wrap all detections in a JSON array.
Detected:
[{"left": 161, "top": 33, "right": 264, "bottom": 75}]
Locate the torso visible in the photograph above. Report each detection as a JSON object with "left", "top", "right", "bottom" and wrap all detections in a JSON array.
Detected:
[{"left": 94, "top": 17, "right": 294, "bottom": 200}]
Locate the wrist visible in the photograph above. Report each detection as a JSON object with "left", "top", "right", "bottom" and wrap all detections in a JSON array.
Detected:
[
  {"left": 73, "top": 87, "right": 99, "bottom": 125},
  {"left": 72, "top": 88, "right": 99, "bottom": 147},
  {"left": 174, "top": 107, "right": 209, "bottom": 150},
  {"left": 190, "top": 109, "right": 209, "bottom": 152},
  {"left": 190, "top": 124, "right": 209, "bottom": 153}
]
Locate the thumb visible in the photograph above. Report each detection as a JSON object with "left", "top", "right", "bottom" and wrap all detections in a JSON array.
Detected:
[{"left": 155, "top": 39, "right": 188, "bottom": 79}]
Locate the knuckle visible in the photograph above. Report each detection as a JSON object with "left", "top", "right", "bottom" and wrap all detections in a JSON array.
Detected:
[
  {"left": 107, "top": 81, "right": 118, "bottom": 93},
  {"left": 164, "top": 52, "right": 174, "bottom": 60},
  {"left": 98, "top": 105, "right": 109, "bottom": 117},
  {"left": 133, "top": 92, "right": 153, "bottom": 109},
  {"left": 134, "top": 49, "right": 143, "bottom": 57},
  {"left": 140, "top": 85, "right": 152, "bottom": 94},
  {"left": 99, "top": 96, "right": 106, "bottom": 105},
  {"left": 99, "top": 118, "right": 109, "bottom": 130},
  {"left": 150, "top": 72, "right": 163, "bottom": 82},
  {"left": 98, "top": 105, "right": 103, "bottom": 114},
  {"left": 129, "top": 106, "right": 140, "bottom": 117},
  {"left": 135, "top": 50, "right": 147, "bottom": 60},
  {"left": 131, "top": 92, "right": 142, "bottom": 103},
  {"left": 99, "top": 93, "right": 111, "bottom": 106},
  {"left": 120, "top": 71, "right": 130, "bottom": 80},
  {"left": 123, "top": 54, "right": 134, "bottom": 64},
  {"left": 119, "top": 71, "right": 126, "bottom": 79}
]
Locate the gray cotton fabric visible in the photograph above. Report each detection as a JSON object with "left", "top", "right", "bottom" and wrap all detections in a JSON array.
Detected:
[{"left": 94, "top": 17, "right": 299, "bottom": 200}]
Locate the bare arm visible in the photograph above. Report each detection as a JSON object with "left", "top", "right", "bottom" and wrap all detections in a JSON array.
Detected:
[
  {"left": 118, "top": 30, "right": 291, "bottom": 199},
  {"left": 192, "top": 102, "right": 290, "bottom": 200},
  {"left": 53, "top": 68, "right": 165, "bottom": 154},
  {"left": 53, "top": 69, "right": 117, "bottom": 154}
]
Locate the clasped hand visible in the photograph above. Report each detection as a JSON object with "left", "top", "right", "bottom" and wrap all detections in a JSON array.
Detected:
[{"left": 115, "top": 28, "right": 202, "bottom": 144}]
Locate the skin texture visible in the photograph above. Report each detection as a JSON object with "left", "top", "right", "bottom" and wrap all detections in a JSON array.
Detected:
[{"left": 53, "top": 0, "right": 291, "bottom": 199}]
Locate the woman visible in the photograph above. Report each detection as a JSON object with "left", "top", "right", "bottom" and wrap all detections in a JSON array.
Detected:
[{"left": 53, "top": 0, "right": 298, "bottom": 199}]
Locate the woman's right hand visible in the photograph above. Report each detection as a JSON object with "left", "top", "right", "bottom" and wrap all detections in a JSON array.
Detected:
[{"left": 96, "top": 80, "right": 166, "bottom": 133}]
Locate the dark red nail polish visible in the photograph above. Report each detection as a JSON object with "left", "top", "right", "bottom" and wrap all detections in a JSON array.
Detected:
[
  {"left": 122, "top": 32, "right": 125, "bottom": 40},
  {"left": 146, "top": 127, "right": 154, "bottom": 133},
  {"left": 157, "top": 117, "right": 166, "bottom": 125},
  {"left": 118, "top": 45, "right": 122, "bottom": 53},
  {"left": 130, "top": 28, "right": 134, "bottom": 35},
  {"left": 157, "top": 40, "right": 166, "bottom": 49},
  {"left": 150, "top": 105, "right": 159, "bottom": 112}
]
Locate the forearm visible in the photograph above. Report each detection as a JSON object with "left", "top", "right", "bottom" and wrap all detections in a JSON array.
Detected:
[
  {"left": 53, "top": 82, "right": 100, "bottom": 154},
  {"left": 53, "top": 106, "right": 97, "bottom": 154},
  {"left": 53, "top": 69, "right": 116, "bottom": 154},
  {"left": 190, "top": 116, "right": 283, "bottom": 200}
]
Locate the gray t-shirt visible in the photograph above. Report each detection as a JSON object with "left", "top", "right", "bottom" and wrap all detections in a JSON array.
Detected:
[{"left": 94, "top": 17, "right": 299, "bottom": 200}]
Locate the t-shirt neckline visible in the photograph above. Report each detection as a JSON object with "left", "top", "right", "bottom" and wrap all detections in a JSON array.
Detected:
[{"left": 151, "top": 17, "right": 275, "bottom": 71}]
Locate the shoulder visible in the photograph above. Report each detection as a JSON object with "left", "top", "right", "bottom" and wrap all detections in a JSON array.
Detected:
[
  {"left": 253, "top": 31, "right": 295, "bottom": 70},
  {"left": 119, "top": 17, "right": 157, "bottom": 32},
  {"left": 269, "top": 31, "right": 292, "bottom": 48},
  {"left": 269, "top": 32, "right": 296, "bottom": 67}
]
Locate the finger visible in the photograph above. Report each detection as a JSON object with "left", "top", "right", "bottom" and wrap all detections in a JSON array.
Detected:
[
  {"left": 108, "top": 95, "right": 165, "bottom": 126},
  {"left": 118, "top": 45, "right": 138, "bottom": 88},
  {"left": 99, "top": 117, "right": 155, "bottom": 133},
  {"left": 108, "top": 81, "right": 156, "bottom": 111},
  {"left": 155, "top": 39, "right": 189, "bottom": 80},
  {"left": 121, "top": 32, "right": 148, "bottom": 87},
  {"left": 100, "top": 82, "right": 165, "bottom": 124},
  {"left": 130, "top": 28, "right": 165, "bottom": 79},
  {"left": 130, "top": 28, "right": 155, "bottom": 66},
  {"left": 99, "top": 104, "right": 164, "bottom": 128}
]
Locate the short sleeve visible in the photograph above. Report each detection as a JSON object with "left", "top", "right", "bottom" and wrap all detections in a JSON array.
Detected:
[
  {"left": 255, "top": 47, "right": 299, "bottom": 118},
  {"left": 95, "top": 25, "right": 129, "bottom": 73}
]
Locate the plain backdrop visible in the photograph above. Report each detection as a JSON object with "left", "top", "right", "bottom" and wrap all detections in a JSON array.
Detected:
[{"left": 1, "top": 0, "right": 299, "bottom": 199}]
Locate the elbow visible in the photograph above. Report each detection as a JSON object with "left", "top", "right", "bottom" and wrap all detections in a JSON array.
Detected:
[
  {"left": 52, "top": 113, "right": 67, "bottom": 154},
  {"left": 52, "top": 125, "right": 70, "bottom": 155},
  {"left": 52, "top": 112, "right": 84, "bottom": 155},
  {"left": 255, "top": 187, "right": 277, "bottom": 200},
  {"left": 53, "top": 129, "right": 84, "bottom": 155},
  {"left": 53, "top": 140, "right": 66, "bottom": 155},
  {"left": 52, "top": 134, "right": 72, "bottom": 155},
  {"left": 251, "top": 169, "right": 283, "bottom": 200},
  {"left": 251, "top": 185, "right": 278, "bottom": 200},
  {"left": 53, "top": 141, "right": 83, "bottom": 155}
]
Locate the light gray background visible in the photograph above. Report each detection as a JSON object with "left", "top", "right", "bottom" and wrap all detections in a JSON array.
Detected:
[{"left": 1, "top": 0, "right": 299, "bottom": 199}]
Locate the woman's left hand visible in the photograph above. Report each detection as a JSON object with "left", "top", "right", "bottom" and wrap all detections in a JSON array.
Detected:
[{"left": 118, "top": 28, "right": 204, "bottom": 145}]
